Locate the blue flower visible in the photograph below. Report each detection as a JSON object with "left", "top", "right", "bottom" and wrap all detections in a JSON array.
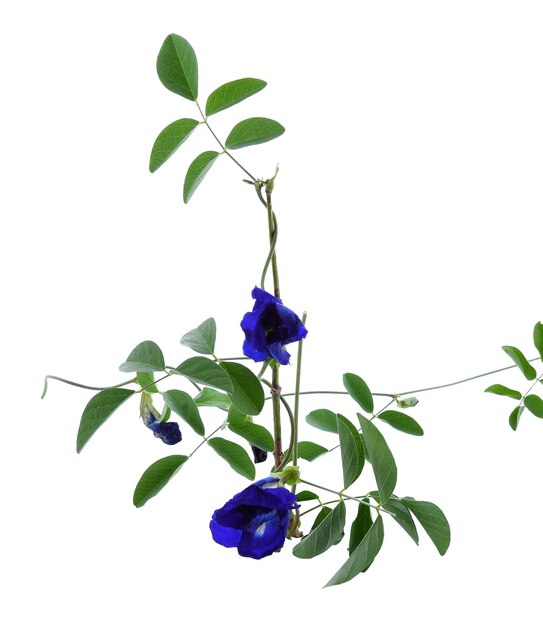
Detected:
[
  {"left": 210, "top": 477, "right": 299, "bottom": 559},
  {"left": 250, "top": 445, "right": 268, "bottom": 464},
  {"left": 241, "top": 287, "right": 307, "bottom": 365},
  {"left": 142, "top": 403, "right": 182, "bottom": 445}
]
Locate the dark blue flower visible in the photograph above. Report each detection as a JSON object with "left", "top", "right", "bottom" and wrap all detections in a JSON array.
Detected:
[
  {"left": 241, "top": 287, "right": 307, "bottom": 365},
  {"left": 142, "top": 403, "right": 182, "bottom": 445},
  {"left": 250, "top": 445, "right": 268, "bottom": 464},
  {"left": 210, "top": 477, "right": 299, "bottom": 559}
]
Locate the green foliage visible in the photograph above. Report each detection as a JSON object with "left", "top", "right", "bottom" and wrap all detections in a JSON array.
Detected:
[
  {"left": 194, "top": 387, "right": 231, "bottom": 411},
  {"left": 119, "top": 340, "right": 165, "bottom": 373},
  {"left": 133, "top": 455, "right": 189, "bottom": 507},
  {"left": 163, "top": 389, "right": 205, "bottom": 436},
  {"left": 207, "top": 437, "right": 255, "bottom": 480},
  {"left": 325, "top": 516, "right": 384, "bottom": 587},
  {"left": 484, "top": 384, "right": 522, "bottom": 400},
  {"left": 348, "top": 501, "right": 373, "bottom": 555},
  {"left": 228, "top": 419, "right": 274, "bottom": 452},
  {"left": 174, "top": 356, "right": 233, "bottom": 393},
  {"left": 76, "top": 388, "right": 135, "bottom": 453},
  {"left": 502, "top": 345, "right": 537, "bottom": 380},
  {"left": 205, "top": 78, "right": 267, "bottom": 116},
  {"left": 293, "top": 501, "right": 346, "bottom": 559},
  {"left": 180, "top": 318, "right": 217, "bottom": 355},
  {"left": 183, "top": 151, "right": 221, "bottom": 203},
  {"left": 358, "top": 414, "right": 397, "bottom": 504},
  {"left": 156, "top": 34, "right": 198, "bottom": 100},
  {"left": 509, "top": 405, "right": 524, "bottom": 431},
  {"left": 343, "top": 373, "right": 374, "bottom": 413},
  {"left": 379, "top": 498, "right": 419, "bottom": 544},
  {"left": 149, "top": 118, "right": 199, "bottom": 172},
  {"left": 336, "top": 413, "right": 364, "bottom": 489},
  {"left": 297, "top": 441, "right": 328, "bottom": 462},
  {"left": 401, "top": 498, "right": 450, "bottom": 555},
  {"left": 306, "top": 408, "right": 338, "bottom": 433},
  {"left": 311, "top": 507, "right": 332, "bottom": 531},
  {"left": 296, "top": 490, "right": 320, "bottom": 502},
  {"left": 137, "top": 371, "right": 158, "bottom": 393},
  {"left": 220, "top": 361, "right": 265, "bottom": 416},
  {"left": 534, "top": 322, "right": 543, "bottom": 360},
  {"left": 376, "top": 410, "right": 424, "bottom": 436},
  {"left": 225, "top": 117, "right": 285, "bottom": 150},
  {"left": 524, "top": 394, "right": 543, "bottom": 418}
]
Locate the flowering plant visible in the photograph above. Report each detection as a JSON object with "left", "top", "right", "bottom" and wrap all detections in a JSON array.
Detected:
[{"left": 42, "top": 33, "right": 543, "bottom": 587}]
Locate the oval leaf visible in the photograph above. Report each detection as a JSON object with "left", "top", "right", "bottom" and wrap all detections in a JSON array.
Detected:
[
  {"left": 306, "top": 408, "right": 338, "bottom": 433},
  {"left": 502, "top": 345, "right": 537, "bottom": 380},
  {"left": 524, "top": 394, "right": 543, "bottom": 418},
  {"left": 534, "top": 322, "right": 543, "bottom": 360},
  {"left": 401, "top": 498, "right": 450, "bottom": 556},
  {"left": 156, "top": 34, "right": 198, "bottom": 100},
  {"left": 207, "top": 437, "right": 255, "bottom": 480},
  {"left": 376, "top": 410, "right": 424, "bottom": 436},
  {"left": 77, "top": 388, "right": 135, "bottom": 453},
  {"left": 149, "top": 118, "right": 199, "bottom": 173},
  {"left": 225, "top": 117, "right": 285, "bottom": 150},
  {"left": 343, "top": 373, "right": 374, "bottom": 413},
  {"left": 325, "top": 516, "right": 384, "bottom": 587},
  {"left": 358, "top": 414, "right": 397, "bottom": 504},
  {"left": 348, "top": 500, "right": 373, "bottom": 555},
  {"left": 205, "top": 78, "right": 267, "bottom": 116},
  {"left": 509, "top": 405, "right": 524, "bottom": 431},
  {"left": 220, "top": 361, "right": 265, "bottom": 416},
  {"left": 163, "top": 389, "right": 204, "bottom": 436},
  {"left": 194, "top": 387, "right": 231, "bottom": 411},
  {"left": 337, "top": 413, "right": 364, "bottom": 489},
  {"left": 180, "top": 318, "right": 217, "bottom": 354},
  {"left": 183, "top": 151, "right": 220, "bottom": 204},
  {"left": 380, "top": 498, "right": 419, "bottom": 545},
  {"left": 297, "top": 441, "right": 328, "bottom": 462},
  {"left": 311, "top": 506, "right": 332, "bottom": 532},
  {"left": 484, "top": 384, "right": 522, "bottom": 400},
  {"left": 133, "top": 454, "right": 188, "bottom": 508},
  {"left": 119, "top": 340, "right": 165, "bottom": 373},
  {"left": 293, "top": 501, "right": 346, "bottom": 559},
  {"left": 295, "top": 490, "right": 320, "bottom": 502},
  {"left": 174, "top": 356, "right": 233, "bottom": 393},
  {"left": 228, "top": 420, "right": 274, "bottom": 452},
  {"left": 137, "top": 371, "right": 158, "bottom": 394}
]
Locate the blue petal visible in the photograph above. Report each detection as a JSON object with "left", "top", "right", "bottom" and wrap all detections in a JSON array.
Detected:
[
  {"left": 210, "top": 518, "right": 242, "bottom": 548},
  {"left": 237, "top": 510, "right": 287, "bottom": 559},
  {"left": 268, "top": 341, "right": 290, "bottom": 365},
  {"left": 242, "top": 339, "right": 269, "bottom": 362},
  {"left": 251, "top": 286, "right": 280, "bottom": 306},
  {"left": 147, "top": 421, "right": 182, "bottom": 445}
]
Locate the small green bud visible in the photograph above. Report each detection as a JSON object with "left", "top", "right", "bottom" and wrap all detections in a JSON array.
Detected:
[
  {"left": 273, "top": 465, "right": 300, "bottom": 486},
  {"left": 396, "top": 396, "right": 419, "bottom": 408}
]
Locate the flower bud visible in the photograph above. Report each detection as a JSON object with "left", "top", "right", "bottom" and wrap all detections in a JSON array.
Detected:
[{"left": 396, "top": 396, "right": 419, "bottom": 408}]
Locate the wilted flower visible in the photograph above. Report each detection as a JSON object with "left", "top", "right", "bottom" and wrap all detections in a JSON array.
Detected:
[
  {"left": 210, "top": 477, "right": 299, "bottom": 559},
  {"left": 241, "top": 287, "right": 307, "bottom": 365}
]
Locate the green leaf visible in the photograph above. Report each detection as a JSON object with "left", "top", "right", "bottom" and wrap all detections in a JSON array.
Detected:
[
  {"left": 205, "top": 78, "right": 267, "bottom": 116},
  {"left": 137, "top": 371, "right": 158, "bottom": 394},
  {"left": 293, "top": 501, "right": 346, "bottom": 559},
  {"left": 311, "top": 506, "right": 332, "bottom": 531},
  {"left": 119, "top": 340, "right": 165, "bottom": 373},
  {"left": 343, "top": 373, "right": 374, "bottom": 413},
  {"left": 228, "top": 420, "right": 274, "bottom": 452},
  {"left": 348, "top": 501, "right": 373, "bottom": 555},
  {"left": 133, "top": 455, "right": 188, "bottom": 508},
  {"left": 325, "top": 516, "right": 384, "bottom": 587},
  {"left": 163, "top": 390, "right": 204, "bottom": 436},
  {"left": 509, "top": 405, "right": 524, "bottom": 431},
  {"left": 225, "top": 117, "right": 285, "bottom": 150},
  {"left": 401, "top": 498, "right": 450, "bottom": 555},
  {"left": 376, "top": 410, "right": 424, "bottom": 436},
  {"left": 372, "top": 495, "right": 419, "bottom": 545},
  {"left": 174, "top": 356, "right": 233, "bottom": 393},
  {"left": 524, "top": 394, "right": 543, "bottom": 418},
  {"left": 149, "top": 118, "right": 199, "bottom": 173},
  {"left": 358, "top": 414, "right": 397, "bottom": 504},
  {"left": 484, "top": 384, "right": 523, "bottom": 400},
  {"left": 295, "top": 490, "right": 320, "bottom": 502},
  {"left": 183, "top": 151, "right": 220, "bottom": 204},
  {"left": 220, "top": 361, "right": 265, "bottom": 416},
  {"left": 159, "top": 404, "right": 171, "bottom": 424},
  {"left": 502, "top": 345, "right": 537, "bottom": 380},
  {"left": 534, "top": 322, "right": 543, "bottom": 360},
  {"left": 306, "top": 408, "right": 338, "bottom": 433},
  {"left": 337, "top": 413, "right": 365, "bottom": 489},
  {"left": 194, "top": 387, "right": 231, "bottom": 411},
  {"left": 156, "top": 34, "right": 198, "bottom": 100},
  {"left": 180, "top": 318, "right": 217, "bottom": 355},
  {"left": 207, "top": 437, "right": 255, "bottom": 480},
  {"left": 297, "top": 441, "right": 328, "bottom": 462},
  {"left": 76, "top": 388, "right": 135, "bottom": 453}
]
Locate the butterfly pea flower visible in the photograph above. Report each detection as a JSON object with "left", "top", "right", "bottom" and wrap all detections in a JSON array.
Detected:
[
  {"left": 210, "top": 477, "right": 299, "bottom": 559},
  {"left": 141, "top": 399, "right": 182, "bottom": 445},
  {"left": 241, "top": 287, "right": 307, "bottom": 366},
  {"left": 250, "top": 445, "right": 268, "bottom": 464}
]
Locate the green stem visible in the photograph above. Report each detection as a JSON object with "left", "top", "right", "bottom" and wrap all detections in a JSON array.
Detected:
[
  {"left": 189, "top": 425, "right": 223, "bottom": 457},
  {"left": 41, "top": 374, "right": 136, "bottom": 399},
  {"left": 271, "top": 363, "right": 283, "bottom": 470},
  {"left": 261, "top": 378, "right": 296, "bottom": 471},
  {"left": 260, "top": 211, "right": 278, "bottom": 290},
  {"left": 298, "top": 480, "right": 384, "bottom": 514},
  {"left": 292, "top": 312, "right": 308, "bottom": 467}
]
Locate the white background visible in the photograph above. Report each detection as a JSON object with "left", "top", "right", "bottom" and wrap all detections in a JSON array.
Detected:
[{"left": 2, "top": 1, "right": 543, "bottom": 624}]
